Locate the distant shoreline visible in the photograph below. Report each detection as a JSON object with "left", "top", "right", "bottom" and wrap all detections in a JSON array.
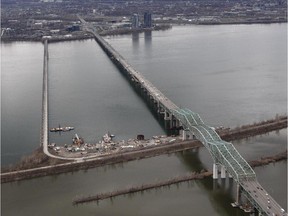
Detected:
[
  {"left": 0, "top": 25, "right": 171, "bottom": 43},
  {"left": 1, "top": 21, "right": 286, "bottom": 44}
]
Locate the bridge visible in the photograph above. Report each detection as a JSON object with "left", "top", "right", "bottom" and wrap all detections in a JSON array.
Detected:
[{"left": 78, "top": 16, "right": 287, "bottom": 216}]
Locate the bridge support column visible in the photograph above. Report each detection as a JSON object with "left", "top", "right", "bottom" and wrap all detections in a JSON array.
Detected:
[
  {"left": 172, "top": 117, "right": 176, "bottom": 128},
  {"left": 164, "top": 111, "right": 171, "bottom": 120},
  {"left": 174, "top": 119, "right": 178, "bottom": 127},
  {"left": 221, "top": 165, "right": 226, "bottom": 179},
  {"left": 213, "top": 163, "right": 218, "bottom": 179},
  {"left": 181, "top": 130, "right": 187, "bottom": 141},
  {"left": 236, "top": 183, "right": 242, "bottom": 205},
  {"left": 164, "top": 111, "right": 173, "bottom": 129},
  {"left": 159, "top": 107, "right": 165, "bottom": 116}
]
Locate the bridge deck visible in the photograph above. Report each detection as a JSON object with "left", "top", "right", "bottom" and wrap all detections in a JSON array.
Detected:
[{"left": 243, "top": 180, "right": 286, "bottom": 216}]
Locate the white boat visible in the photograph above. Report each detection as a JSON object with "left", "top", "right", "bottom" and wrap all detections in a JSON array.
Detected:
[
  {"left": 108, "top": 131, "right": 115, "bottom": 138},
  {"left": 62, "top": 126, "right": 74, "bottom": 132},
  {"left": 50, "top": 125, "right": 74, "bottom": 132}
]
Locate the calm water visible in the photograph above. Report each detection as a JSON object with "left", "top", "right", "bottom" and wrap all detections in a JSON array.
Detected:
[
  {"left": 1, "top": 24, "right": 287, "bottom": 215},
  {"left": 1, "top": 42, "right": 43, "bottom": 165}
]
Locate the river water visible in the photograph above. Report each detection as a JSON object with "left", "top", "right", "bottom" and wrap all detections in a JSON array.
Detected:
[{"left": 1, "top": 24, "right": 287, "bottom": 215}]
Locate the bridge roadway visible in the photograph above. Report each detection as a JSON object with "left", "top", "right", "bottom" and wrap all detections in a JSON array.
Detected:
[
  {"left": 79, "top": 17, "right": 287, "bottom": 216},
  {"left": 41, "top": 40, "right": 81, "bottom": 161},
  {"left": 41, "top": 39, "right": 49, "bottom": 156}
]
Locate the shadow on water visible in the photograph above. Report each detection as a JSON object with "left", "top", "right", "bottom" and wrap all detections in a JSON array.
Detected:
[
  {"left": 144, "top": 31, "right": 152, "bottom": 46},
  {"left": 132, "top": 32, "right": 139, "bottom": 48},
  {"left": 177, "top": 149, "right": 249, "bottom": 216}
]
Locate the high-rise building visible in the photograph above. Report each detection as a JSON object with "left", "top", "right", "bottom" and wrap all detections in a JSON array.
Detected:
[
  {"left": 144, "top": 12, "right": 152, "bottom": 28},
  {"left": 131, "top": 14, "right": 140, "bottom": 29}
]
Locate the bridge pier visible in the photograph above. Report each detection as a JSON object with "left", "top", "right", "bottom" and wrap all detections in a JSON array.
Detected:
[
  {"left": 214, "top": 165, "right": 232, "bottom": 179},
  {"left": 175, "top": 119, "right": 180, "bottom": 128},
  {"left": 220, "top": 165, "right": 226, "bottom": 179},
  {"left": 181, "top": 129, "right": 188, "bottom": 141},
  {"left": 164, "top": 111, "right": 172, "bottom": 121},
  {"left": 235, "top": 183, "right": 242, "bottom": 206},
  {"left": 158, "top": 106, "right": 165, "bottom": 114},
  {"left": 228, "top": 178, "right": 234, "bottom": 193},
  {"left": 213, "top": 163, "right": 218, "bottom": 179},
  {"left": 213, "top": 164, "right": 227, "bottom": 179},
  {"left": 181, "top": 130, "right": 186, "bottom": 141},
  {"left": 156, "top": 101, "right": 161, "bottom": 113}
]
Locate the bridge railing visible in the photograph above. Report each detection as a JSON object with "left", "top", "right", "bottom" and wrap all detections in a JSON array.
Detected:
[
  {"left": 200, "top": 125, "right": 222, "bottom": 141},
  {"left": 183, "top": 108, "right": 204, "bottom": 125},
  {"left": 178, "top": 109, "right": 198, "bottom": 125}
]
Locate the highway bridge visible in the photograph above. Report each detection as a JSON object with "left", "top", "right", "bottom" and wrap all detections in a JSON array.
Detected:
[{"left": 79, "top": 16, "right": 287, "bottom": 216}]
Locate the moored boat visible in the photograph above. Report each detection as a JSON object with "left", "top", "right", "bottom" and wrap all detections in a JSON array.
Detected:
[
  {"left": 62, "top": 126, "right": 74, "bottom": 132},
  {"left": 50, "top": 125, "right": 74, "bottom": 132}
]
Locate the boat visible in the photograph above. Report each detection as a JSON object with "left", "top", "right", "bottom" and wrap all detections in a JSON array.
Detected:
[
  {"left": 50, "top": 126, "right": 62, "bottom": 132},
  {"left": 62, "top": 126, "right": 74, "bottom": 132},
  {"left": 108, "top": 131, "right": 115, "bottom": 138},
  {"left": 50, "top": 124, "right": 74, "bottom": 132}
]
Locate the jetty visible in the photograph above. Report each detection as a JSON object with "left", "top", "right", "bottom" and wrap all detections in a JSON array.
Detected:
[
  {"left": 73, "top": 171, "right": 212, "bottom": 205},
  {"left": 73, "top": 150, "right": 287, "bottom": 205}
]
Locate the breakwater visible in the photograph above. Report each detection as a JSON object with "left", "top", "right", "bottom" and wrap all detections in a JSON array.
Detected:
[
  {"left": 219, "top": 115, "right": 287, "bottom": 141},
  {"left": 73, "top": 150, "right": 287, "bottom": 205},
  {"left": 249, "top": 150, "right": 287, "bottom": 168},
  {"left": 1, "top": 116, "right": 286, "bottom": 183},
  {"left": 73, "top": 171, "right": 212, "bottom": 205}
]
